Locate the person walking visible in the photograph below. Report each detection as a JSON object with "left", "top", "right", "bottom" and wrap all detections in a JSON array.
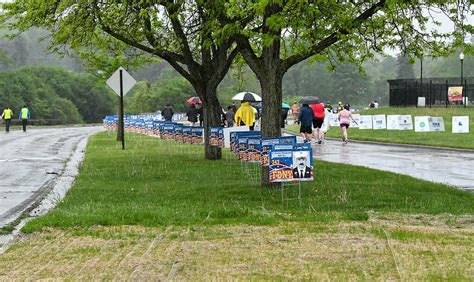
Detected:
[
  {"left": 338, "top": 105, "right": 353, "bottom": 144},
  {"left": 310, "top": 102, "right": 325, "bottom": 144},
  {"left": 161, "top": 104, "right": 174, "bottom": 122},
  {"left": 186, "top": 105, "right": 198, "bottom": 126},
  {"left": 281, "top": 107, "right": 289, "bottom": 135},
  {"left": 291, "top": 101, "right": 300, "bottom": 124},
  {"left": 18, "top": 105, "right": 30, "bottom": 132},
  {"left": 197, "top": 106, "right": 204, "bottom": 126},
  {"left": 298, "top": 104, "right": 314, "bottom": 143},
  {"left": 225, "top": 106, "right": 235, "bottom": 127},
  {"left": 1, "top": 105, "right": 13, "bottom": 133},
  {"left": 234, "top": 101, "right": 256, "bottom": 130}
]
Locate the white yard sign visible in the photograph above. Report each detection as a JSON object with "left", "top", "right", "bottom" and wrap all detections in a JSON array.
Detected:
[
  {"left": 398, "top": 115, "right": 413, "bottom": 130},
  {"left": 350, "top": 114, "right": 360, "bottom": 128},
  {"left": 452, "top": 116, "right": 470, "bottom": 133},
  {"left": 329, "top": 113, "right": 339, "bottom": 127},
  {"left": 372, "top": 115, "right": 386, "bottom": 130},
  {"left": 429, "top": 117, "right": 445, "bottom": 132},
  {"left": 386, "top": 115, "right": 400, "bottom": 130},
  {"left": 414, "top": 116, "right": 430, "bottom": 132},
  {"left": 358, "top": 115, "right": 373, "bottom": 129}
]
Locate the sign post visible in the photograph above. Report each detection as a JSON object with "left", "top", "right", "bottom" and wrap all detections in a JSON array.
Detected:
[{"left": 106, "top": 67, "right": 137, "bottom": 150}]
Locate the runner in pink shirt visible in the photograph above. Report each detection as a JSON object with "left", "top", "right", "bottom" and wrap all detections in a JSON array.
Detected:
[{"left": 338, "top": 105, "right": 353, "bottom": 144}]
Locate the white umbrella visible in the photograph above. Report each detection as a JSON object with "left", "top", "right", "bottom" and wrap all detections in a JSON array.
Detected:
[{"left": 232, "top": 92, "right": 262, "bottom": 102}]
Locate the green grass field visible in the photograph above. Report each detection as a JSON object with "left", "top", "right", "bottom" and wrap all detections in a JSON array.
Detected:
[
  {"left": 288, "top": 107, "right": 474, "bottom": 149},
  {"left": 20, "top": 132, "right": 474, "bottom": 233},
  {"left": 1, "top": 132, "right": 473, "bottom": 280}
]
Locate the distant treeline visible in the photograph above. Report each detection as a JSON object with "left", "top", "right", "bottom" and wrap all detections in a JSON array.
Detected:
[{"left": 0, "top": 66, "right": 116, "bottom": 124}]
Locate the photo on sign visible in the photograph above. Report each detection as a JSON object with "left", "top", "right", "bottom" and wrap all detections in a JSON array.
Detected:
[
  {"left": 292, "top": 151, "right": 312, "bottom": 179},
  {"left": 269, "top": 147, "right": 314, "bottom": 183}
]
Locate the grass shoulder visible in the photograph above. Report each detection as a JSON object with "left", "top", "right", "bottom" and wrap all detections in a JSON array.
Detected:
[{"left": 21, "top": 132, "right": 474, "bottom": 233}]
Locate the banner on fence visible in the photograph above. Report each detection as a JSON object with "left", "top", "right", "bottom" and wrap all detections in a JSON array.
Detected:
[{"left": 448, "top": 86, "right": 463, "bottom": 102}]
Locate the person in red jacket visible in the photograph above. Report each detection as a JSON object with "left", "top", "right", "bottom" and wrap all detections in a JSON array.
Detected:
[{"left": 310, "top": 102, "right": 325, "bottom": 144}]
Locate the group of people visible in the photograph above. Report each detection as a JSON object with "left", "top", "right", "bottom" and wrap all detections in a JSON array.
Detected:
[
  {"left": 296, "top": 101, "right": 354, "bottom": 145},
  {"left": 180, "top": 99, "right": 356, "bottom": 144},
  {"left": 183, "top": 101, "right": 259, "bottom": 130},
  {"left": 1, "top": 105, "right": 30, "bottom": 133}
]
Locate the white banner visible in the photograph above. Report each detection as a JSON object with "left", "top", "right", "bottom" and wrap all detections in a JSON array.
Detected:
[
  {"left": 398, "top": 115, "right": 413, "bottom": 130},
  {"left": 321, "top": 110, "right": 331, "bottom": 132},
  {"left": 387, "top": 115, "right": 400, "bottom": 130},
  {"left": 414, "top": 116, "right": 430, "bottom": 132},
  {"left": 329, "top": 113, "right": 339, "bottom": 127},
  {"left": 372, "top": 115, "right": 386, "bottom": 130},
  {"left": 429, "top": 117, "right": 445, "bottom": 132},
  {"left": 223, "top": 126, "right": 249, "bottom": 148},
  {"left": 358, "top": 115, "right": 373, "bottom": 129},
  {"left": 452, "top": 116, "right": 469, "bottom": 133},
  {"left": 350, "top": 114, "right": 360, "bottom": 128}
]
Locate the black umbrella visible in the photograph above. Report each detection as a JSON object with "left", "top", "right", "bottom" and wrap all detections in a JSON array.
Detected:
[
  {"left": 299, "top": 96, "right": 319, "bottom": 104},
  {"left": 232, "top": 92, "right": 262, "bottom": 102}
]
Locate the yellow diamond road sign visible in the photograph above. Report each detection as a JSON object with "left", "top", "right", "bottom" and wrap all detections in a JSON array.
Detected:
[{"left": 106, "top": 67, "right": 137, "bottom": 96}]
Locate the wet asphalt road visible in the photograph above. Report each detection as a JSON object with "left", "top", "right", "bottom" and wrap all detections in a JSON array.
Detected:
[
  {"left": 312, "top": 139, "right": 474, "bottom": 191},
  {"left": 0, "top": 126, "right": 101, "bottom": 228}
]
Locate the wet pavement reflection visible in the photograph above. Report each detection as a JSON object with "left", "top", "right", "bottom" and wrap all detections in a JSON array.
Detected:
[
  {"left": 312, "top": 139, "right": 474, "bottom": 191},
  {"left": 0, "top": 127, "right": 101, "bottom": 228}
]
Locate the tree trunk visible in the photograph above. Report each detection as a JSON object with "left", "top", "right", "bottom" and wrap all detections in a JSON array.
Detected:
[
  {"left": 260, "top": 69, "right": 284, "bottom": 186},
  {"left": 198, "top": 85, "right": 222, "bottom": 160}
]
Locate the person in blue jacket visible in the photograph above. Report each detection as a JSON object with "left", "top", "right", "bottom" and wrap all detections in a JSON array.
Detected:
[
  {"left": 18, "top": 105, "right": 30, "bottom": 132},
  {"left": 298, "top": 104, "right": 314, "bottom": 143}
]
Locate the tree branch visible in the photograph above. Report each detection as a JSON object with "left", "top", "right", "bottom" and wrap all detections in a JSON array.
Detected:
[{"left": 281, "top": 0, "right": 387, "bottom": 72}]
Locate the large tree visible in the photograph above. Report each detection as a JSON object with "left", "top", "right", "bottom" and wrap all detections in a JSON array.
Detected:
[
  {"left": 2, "top": 0, "right": 242, "bottom": 160},
  {"left": 225, "top": 0, "right": 471, "bottom": 184}
]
